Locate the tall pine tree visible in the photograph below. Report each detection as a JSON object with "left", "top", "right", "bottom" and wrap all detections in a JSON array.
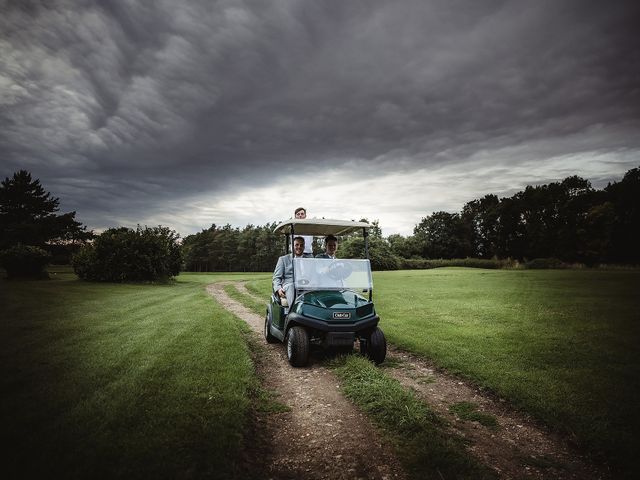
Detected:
[{"left": 0, "top": 170, "right": 91, "bottom": 250}]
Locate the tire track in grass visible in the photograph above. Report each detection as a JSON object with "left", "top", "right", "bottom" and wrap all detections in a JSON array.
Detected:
[
  {"left": 378, "top": 346, "right": 609, "bottom": 480},
  {"left": 207, "top": 282, "right": 406, "bottom": 480},
  {"left": 234, "top": 281, "right": 264, "bottom": 304}
]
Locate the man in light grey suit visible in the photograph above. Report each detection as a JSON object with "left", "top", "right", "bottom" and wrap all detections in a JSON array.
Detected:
[{"left": 273, "top": 236, "right": 306, "bottom": 309}]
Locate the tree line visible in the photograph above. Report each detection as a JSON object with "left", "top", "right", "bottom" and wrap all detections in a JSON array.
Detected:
[
  {"left": 182, "top": 167, "right": 639, "bottom": 270},
  {"left": 392, "top": 168, "right": 639, "bottom": 266},
  {"left": 182, "top": 223, "right": 285, "bottom": 272},
  {"left": 180, "top": 219, "right": 396, "bottom": 272},
  {"left": 2, "top": 167, "right": 638, "bottom": 279}
]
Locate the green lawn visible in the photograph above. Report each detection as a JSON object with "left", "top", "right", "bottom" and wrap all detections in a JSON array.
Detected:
[
  {"left": 0, "top": 269, "right": 269, "bottom": 479},
  {"left": 246, "top": 268, "right": 640, "bottom": 475},
  {"left": 3, "top": 267, "right": 638, "bottom": 477}
]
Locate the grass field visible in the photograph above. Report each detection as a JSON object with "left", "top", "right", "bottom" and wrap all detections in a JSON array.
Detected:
[
  {"left": 0, "top": 268, "right": 270, "bottom": 479},
  {"left": 245, "top": 268, "right": 640, "bottom": 475},
  {"left": 3, "top": 267, "right": 638, "bottom": 478}
]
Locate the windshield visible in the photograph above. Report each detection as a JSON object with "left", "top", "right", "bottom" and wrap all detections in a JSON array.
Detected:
[{"left": 293, "top": 258, "right": 373, "bottom": 291}]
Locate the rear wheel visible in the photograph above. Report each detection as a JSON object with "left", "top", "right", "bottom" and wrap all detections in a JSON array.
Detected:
[
  {"left": 361, "top": 327, "right": 386, "bottom": 364},
  {"left": 286, "top": 326, "right": 309, "bottom": 367},
  {"left": 264, "top": 311, "right": 278, "bottom": 344}
]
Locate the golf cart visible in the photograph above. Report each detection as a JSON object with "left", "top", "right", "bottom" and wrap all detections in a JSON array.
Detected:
[{"left": 265, "top": 218, "right": 387, "bottom": 367}]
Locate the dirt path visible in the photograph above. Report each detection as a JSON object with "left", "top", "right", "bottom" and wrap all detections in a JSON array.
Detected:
[
  {"left": 210, "top": 282, "right": 608, "bottom": 480},
  {"left": 207, "top": 283, "right": 406, "bottom": 480},
  {"left": 383, "top": 348, "right": 607, "bottom": 480}
]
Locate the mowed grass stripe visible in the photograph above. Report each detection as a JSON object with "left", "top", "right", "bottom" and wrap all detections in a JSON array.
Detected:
[{"left": 1, "top": 274, "right": 255, "bottom": 480}]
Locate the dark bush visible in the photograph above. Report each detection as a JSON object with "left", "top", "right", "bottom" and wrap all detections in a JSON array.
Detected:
[
  {"left": 72, "top": 226, "right": 182, "bottom": 282},
  {"left": 0, "top": 244, "right": 51, "bottom": 278},
  {"left": 398, "top": 257, "right": 518, "bottom": 270},
  {"left": 48, "top": 243, "right": 84, "bottom": 265},
  {"left": 524, "top": 257, "right": 566, "bottom": 269}
]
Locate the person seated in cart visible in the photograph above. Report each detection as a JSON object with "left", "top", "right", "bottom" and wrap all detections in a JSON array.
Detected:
[
  {"left": 272, "top": 236, "right": 306, "bottom": 309},
  {"left": 315, "top": 235, "right": 338, "bottom": 259}
]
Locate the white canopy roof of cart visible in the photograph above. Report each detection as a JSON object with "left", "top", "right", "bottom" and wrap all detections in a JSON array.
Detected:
[{"left": 274, "top": 218, "right": 371, "bottom": 236}]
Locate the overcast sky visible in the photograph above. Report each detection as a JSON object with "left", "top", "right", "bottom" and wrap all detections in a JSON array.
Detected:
[{"left": 1, "top": 0, "right": 639, "bottom": 237}]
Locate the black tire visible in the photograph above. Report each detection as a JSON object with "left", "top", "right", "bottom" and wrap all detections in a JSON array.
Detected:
[
  {"left": 286, "top": 326, "right": 309, "bottom": 367},
  {"left": 361, "top": 327, "right": 386, "bottom": 365},
  {"left": 264, "top": 311, "right": 278, "bottom": 344}
]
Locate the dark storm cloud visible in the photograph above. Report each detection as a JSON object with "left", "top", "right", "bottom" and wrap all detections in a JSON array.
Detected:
[{"left": 1, "top": 0, "right": 639, "bottom": 233}]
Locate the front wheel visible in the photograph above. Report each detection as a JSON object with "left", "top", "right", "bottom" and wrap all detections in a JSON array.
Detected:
[
  {"left": 264, "top": 311, "right": 278, "bottom": 344},
  {"left": 361, "top": 327, "right": 386, "bottom": 365},
  {"left": 286, "top": 326, "right": 309, "bottom": 367}
]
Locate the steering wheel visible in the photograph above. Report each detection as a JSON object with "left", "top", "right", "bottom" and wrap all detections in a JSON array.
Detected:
[{"left": 327, "top": 261, "right": 353, "bottom": 281}]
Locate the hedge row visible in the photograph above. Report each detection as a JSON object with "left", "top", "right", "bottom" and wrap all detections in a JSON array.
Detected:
[{"left": 396, "top": 257, "right": 586, "bottom": 270}]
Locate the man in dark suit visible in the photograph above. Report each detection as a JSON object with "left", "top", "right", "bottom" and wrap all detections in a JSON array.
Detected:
[{"left": 315, "top": 235, "right": 338, "bottom": 259}]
